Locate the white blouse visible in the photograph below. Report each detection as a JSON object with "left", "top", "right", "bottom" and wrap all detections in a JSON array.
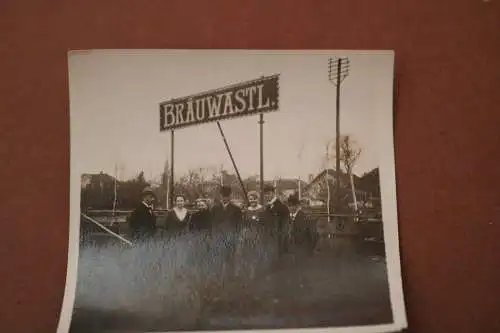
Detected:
[{"left": 247, "top": 204, "right": 263, "bottom": 211}]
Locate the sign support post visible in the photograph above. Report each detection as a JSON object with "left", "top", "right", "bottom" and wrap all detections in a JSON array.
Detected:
[
  {"left": 259, "top": 113, "right": 264, "bottom": 206},
  {"left": 170, "top": 130, "right": 175, "bottom": 209}
]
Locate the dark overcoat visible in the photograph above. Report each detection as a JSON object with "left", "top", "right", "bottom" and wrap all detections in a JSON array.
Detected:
[{"left": 128, "top": 203, "right": 157, "bottom": 239}]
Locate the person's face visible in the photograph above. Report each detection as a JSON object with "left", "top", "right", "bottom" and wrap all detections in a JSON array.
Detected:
[
  {"left": 221, "top": 195, "right": 230, "bottom": 204},
  {"left": 248, "top": 195, "right": 258, "bottom": 207},
  {"left": 288, "top": 204, "right": 300, "bottom": 214},
  {"left": 143, "top": 194, "right": 154, "bottom": 205},
  {"left": 175, "top": 196, "right": 185, "bottom": 208},
  {"left": 263, "top": 191, "right": 274, "bottom": 204},
  {"left": 197, "top": 200, "right": 208, "bottom": 210}
]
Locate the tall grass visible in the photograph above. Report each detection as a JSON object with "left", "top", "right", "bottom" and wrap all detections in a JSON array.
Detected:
[
  {"left": 73, "top": 229, "right": 392, "bottom": 331},
  {"left": 73, "top": 228, "right": 279, "bottom": 330}
]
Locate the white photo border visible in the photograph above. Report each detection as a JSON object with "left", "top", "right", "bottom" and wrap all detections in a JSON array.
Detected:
[{"left": 57, "top": 49, "right": 407, "bottom": 333}]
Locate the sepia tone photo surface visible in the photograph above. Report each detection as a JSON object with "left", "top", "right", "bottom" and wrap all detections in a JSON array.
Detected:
[{"left": 58, "top": 50, "right": 406, "bottom": 333}]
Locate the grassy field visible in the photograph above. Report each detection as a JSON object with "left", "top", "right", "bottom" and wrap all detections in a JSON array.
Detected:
[{"left": 70, "top": 230, "right": 392, "bottom": 332}]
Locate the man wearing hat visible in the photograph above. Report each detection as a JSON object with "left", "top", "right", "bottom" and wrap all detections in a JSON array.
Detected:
[
  {"left": 263, "top": 184, "right": 289, "bottom": 218},
  {"left": 262, "top": 184, "right": 290, "bottom": 256},
  {"left": 128, "top": 186, "right": 158, "bottom": 240},
  {"left": 284, "top": 192, "right": 319, "bottom": 257},
  {"left": 211, "top": 185, "right": 243, "bottom": 229},
  {"left": 210, "top": 185, "right": 244, "bottom": 276}
]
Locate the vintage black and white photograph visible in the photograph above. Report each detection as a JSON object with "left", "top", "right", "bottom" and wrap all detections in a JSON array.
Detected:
[{"left": 58, "top": 50, "right": 406, "bottom": 333}]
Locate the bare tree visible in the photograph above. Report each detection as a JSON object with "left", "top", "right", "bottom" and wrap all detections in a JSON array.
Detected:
[
  {"left": 198, "top": 167, "right": 210, "bottom": 195},
  {"left": 177, "top": 167, "right": 223, "bottom": 203},
  {"left": 149, "top": 175, "right": 163, "bottom": 187},
  {"left": 327, "top": 135, "right": 362, "bottom": 175},
  {"left": 327, "top": 135, "right": 362, "bottom": 213},
  {"left": 219, "top": 164, "right": 224, "bottom": 185},
  {"left": 339, "top": 135, "right": 362, "bottom": 176}
]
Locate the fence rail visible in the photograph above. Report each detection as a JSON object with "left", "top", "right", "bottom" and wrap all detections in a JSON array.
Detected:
[
  {"left": 80, "top": 209, "right": 385, "bottom": 248},
  {"left": 83, "top": 209, "right": 382, "bottom": 222}
]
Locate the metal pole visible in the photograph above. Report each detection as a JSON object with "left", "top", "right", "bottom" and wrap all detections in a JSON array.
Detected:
[
  {"left": 166, "top": 174, "right": 170, "bottom": 210},
  {"left": 220, "top": 164, "right": 224, "bottom": 186},
  {"left": 216, "top": 121, "right": 249, "bottom": 205},
  {"left": 298, "top": 177, "right": 302, "bottom": 200},
  {"left": 349, "top": 172, "right": 358, "bottom": 212},
  {"left": 170, "top": 130, "right": 175, "bottom": 209},
  {"left": 325, "top": 145, "right": 331, "bottom": 223},
  {"left": 259, "top": 113, "right": 264, "bottom": 206},
  {"left": 335, "top": 58, "right": 342, "bottom": 213}
]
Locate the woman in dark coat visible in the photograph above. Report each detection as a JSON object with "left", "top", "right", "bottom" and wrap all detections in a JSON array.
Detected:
[
  {"left": 283, "top": 193, "right": 319, "bottom": 257},
  {"left": 190, "top": 198, "right": 212, "bottom": 231},
  {"left": 234, "top": 191, "right": 266, "bottom": 277},
  {"left": 165, "top": 194, "right": 192, "bottom": 236}
]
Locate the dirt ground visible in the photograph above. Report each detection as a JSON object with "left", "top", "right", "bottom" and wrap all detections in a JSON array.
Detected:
[{"left": 197, "top": 252, "right": 392, "bottom": 330}]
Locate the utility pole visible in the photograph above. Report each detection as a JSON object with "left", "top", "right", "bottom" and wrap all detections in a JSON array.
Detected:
[
  {"left": 324, "top": 143, "right": 331, "bottom": 223},
  {"left": 328, "top": 56, "right": 350, "bottom": 213}
]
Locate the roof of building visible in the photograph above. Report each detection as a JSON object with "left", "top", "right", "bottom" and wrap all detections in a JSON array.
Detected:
[
  {"left": 304, "top": 169, "right": 359, "bottom": 191},
  {"left": 81, "top": 172, "right": 117, "bottom": 184}
]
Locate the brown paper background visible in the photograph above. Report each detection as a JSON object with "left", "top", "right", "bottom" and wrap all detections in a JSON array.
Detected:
[{"left": 1, "top": 1, "right": 499, "bottom": 332}]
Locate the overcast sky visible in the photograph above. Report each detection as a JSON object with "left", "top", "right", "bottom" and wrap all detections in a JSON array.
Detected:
[{"left": 69, "top": 50, "right": 394, "bottom": 183}]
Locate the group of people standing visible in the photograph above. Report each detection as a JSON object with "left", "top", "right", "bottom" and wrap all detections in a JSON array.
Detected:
[{"left": 127, "top": 184, "right": 319, "bottom": 256}]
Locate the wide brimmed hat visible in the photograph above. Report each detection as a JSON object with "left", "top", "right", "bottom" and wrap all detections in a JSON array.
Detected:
[
  {"left": 263, "top": 184, "right": 275, "bottom": 193},
  {"left": 141, "top": 186, "right": 156, "bottom": 198}
]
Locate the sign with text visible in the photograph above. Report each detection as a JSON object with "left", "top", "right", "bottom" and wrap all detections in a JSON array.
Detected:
[{"left": 159, "top": 75, "right": 279, "bottom": 131}]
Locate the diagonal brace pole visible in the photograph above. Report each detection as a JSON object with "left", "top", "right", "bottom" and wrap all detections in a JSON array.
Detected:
[
  {"left": 216, "top": 121, "right": 249, "bottom": 205},
  {"left": 81, "top": 213, "right": 133, "bottom": 246}
]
